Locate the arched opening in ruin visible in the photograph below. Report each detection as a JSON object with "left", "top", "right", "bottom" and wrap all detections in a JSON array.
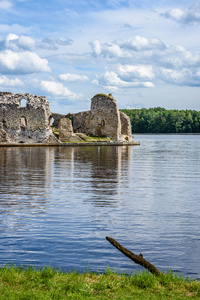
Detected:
[
  {"left": 21, "top": 117, "right": 27, "bottom": 127},
  {"left": 2, "top": 119, "right": 6, "bottom": 129},
  {"left": 21, "top": 99, "right": 27, "bottom": 107},
  {"left": 69, "top": 115, "right": 74, "bottom": 127},
  {"left": 49, "top": 116, "right": 54, "bottom": 126},
  {"left": 101, "top": 120, "right": 105, "bottom": 127}
]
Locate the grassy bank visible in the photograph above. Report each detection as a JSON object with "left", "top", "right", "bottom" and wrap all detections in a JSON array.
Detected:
[{"left": 0, "top": 266, "right": 199, "bottom": 299}]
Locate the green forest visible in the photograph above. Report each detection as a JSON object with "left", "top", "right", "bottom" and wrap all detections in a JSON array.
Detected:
[{"left": 121, "top": 107, "right": 200, "bottom": 133}]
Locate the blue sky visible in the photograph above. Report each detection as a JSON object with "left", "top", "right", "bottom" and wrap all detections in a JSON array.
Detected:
[{"left": 0, "top": 0, "right": 200, "bottom": 113}]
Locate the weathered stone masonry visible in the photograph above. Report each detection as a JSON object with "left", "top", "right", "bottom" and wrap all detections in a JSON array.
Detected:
[
  {"left": 0, "top": 92, "right": 59, "bottom": 144},
  {"left": 0, "top": 92, "right": 133, "bottom": 144},
  {"left": 72, "top": 94, "right": 133, "bottom": 142}
]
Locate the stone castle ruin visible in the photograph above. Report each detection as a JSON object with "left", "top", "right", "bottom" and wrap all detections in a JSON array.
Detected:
[
  {"left": 71, "top": 93, "right": 132, "bottom": 142},
  {"left": 0, "top": 92, "right": 58, "bottom": 144},
  {"left": 0, "top": 92, "right": 133, "bottom": 144}
]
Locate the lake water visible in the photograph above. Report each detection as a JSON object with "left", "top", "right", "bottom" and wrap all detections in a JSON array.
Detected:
[{"left": 0, "top": 134, "right": 200, "bottom": 279}]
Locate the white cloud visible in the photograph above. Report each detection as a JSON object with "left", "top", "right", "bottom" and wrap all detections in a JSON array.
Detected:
[
  {"left": 1, "top": 33, "right": 36, "bottom": 51},
  {"left": 159, "top": 67, "right": 200, "bottom": 86},
  {"left": 90, "top": 36, "right": 166, "bottom": 59},
  {"left": 0, "top": 34, "right": 72, "bottom": 52},
  {"left": 17, "top": 35, "right": 36, "bottom": 50},
  {"left": 155, "top": 45, "right": 200, "bottom": 69},
  {"left": 161, "top": 3, "right": 200, "bottom": 25},
  {"left": 160, "top": 68, "right": 185, "bottom": 83},
  {"left": 0, "top": 0, "right": 12, "bottom": 9},
  {"left": 90, "top": 40, "right": 101, "bottom": 56},
  {"left": 5, "top": 33, "right": 18, "bottom": 43},
  {"left": 0, "top": 50, "right": 51, "bottom": 74},
  {"left": 0, "top": 34, "right": 52, "bottom": 75},
  {"left": 0, "top": 75, "right": 23, "bottom": 86},
  {"left": 89, "top": 36, "right": 200, "bottom": 89},
  {"left": 89, "top": 37, "right": 200, "bottom": 69},
  {"left": 95, "top": 71, "right": 154, "bottom": 88},
  {"left": 89, "top": 40, "right": 131, "bottom": 58},
  {"left": 91, "top": 78, "right": 120, "bottom": 92},
  {"left": 40, "top": 80, "right": 81, "bottom": 99},
  {"left": 165, "top": 8, "right": 184, "bottom": 20},
  {"left": 118, "top": 65, "right": 154, "bottom": 80},
  {"left": 118, "top": 36, "right": 166, "bottom": 51},
  {"left": 59, "top": 73, "right": 89, "bottom": 82}
]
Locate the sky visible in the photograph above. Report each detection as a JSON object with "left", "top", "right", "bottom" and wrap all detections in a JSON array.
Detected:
[{"left": 0, "top": 0, "right": 200, "bottom": 113}]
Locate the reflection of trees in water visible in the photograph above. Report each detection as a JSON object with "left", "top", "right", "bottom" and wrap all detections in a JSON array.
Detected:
[
  {"left": 54, "top": 146, "right": 132, "bottom": 207},
  {"left": 0, "top": 147, "right": 54, "bottom": 212}
]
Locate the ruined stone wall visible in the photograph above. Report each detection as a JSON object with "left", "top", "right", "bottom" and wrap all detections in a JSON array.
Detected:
[
  {"left": 71, "top": 94, "right": 133, "bottom": 142},
  {"left": 58, "top": 117, "right": 82, "bottom": 142},
  {"left": 72, "top": 111, "right": 91, "bottom": 134},
  {"left": 51, "top": 113, "right": 66, "bottom": 128},
  {"left": 0, "top": 92, "right": 58, "bottom": 144},
  {"left": 88, "top": 94, "right": 121, "bottom": 141},
  {"left": 120, "top": 111, "right": 133, "bottom": 142},
  {"left": 58, "top": 117, "right": 73, "bottom": 141}
]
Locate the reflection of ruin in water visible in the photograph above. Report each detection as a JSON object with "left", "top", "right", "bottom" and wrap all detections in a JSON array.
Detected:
[
  {"left": 53, "top": 146, "right": 132, "bottom": 207},
  {"left": 0, "top": 147, "right": 54, "bottom": 213},
  {"left": 86, "top": 146, "right": 132, "bottom": 207},
  {"left": 0, "top": 145, "right": 133, "bottom": 214}
]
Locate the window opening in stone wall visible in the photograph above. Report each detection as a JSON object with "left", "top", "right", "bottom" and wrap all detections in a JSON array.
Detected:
[
  {"left": 21, "top": 117, "right": 27, "bottom": 127},
  {"left": 21, "top": 99, "right": 27, "bottom": 107},
  {"left": 2, "top": 119, "right": 6, "bottom": 129},
  {"left": 49, "top": 116, "right": 54, "bottom": 126},
  {"left": 69, "top": 115, "right": 74, "bottom": 127}
]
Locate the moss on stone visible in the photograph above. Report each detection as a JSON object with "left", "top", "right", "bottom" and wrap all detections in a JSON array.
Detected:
[
  {"left": 94, "top": 93, "right": 113, "bottom": 99},
  {"left": 94, "top": 93, "right": 108, "bottom": 97}
]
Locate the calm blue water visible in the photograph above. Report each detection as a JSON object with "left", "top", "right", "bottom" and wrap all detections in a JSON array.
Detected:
[{"left": 0, "top": 135, "right": 200, "bottom": 279}]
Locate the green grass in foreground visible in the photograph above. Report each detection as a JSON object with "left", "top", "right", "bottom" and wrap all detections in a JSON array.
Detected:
[{"left": 0, "top": 266, "right": 199, "bottom": 299}]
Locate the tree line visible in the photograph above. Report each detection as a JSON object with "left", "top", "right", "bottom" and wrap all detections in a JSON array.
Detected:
[{"left": 121, "top": 107, "right": 200, "bottom": 133}]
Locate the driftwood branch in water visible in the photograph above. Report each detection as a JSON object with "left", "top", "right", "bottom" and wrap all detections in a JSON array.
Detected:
[{"left": 106, "top": 236, "right": 162, "bottom": 276}]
